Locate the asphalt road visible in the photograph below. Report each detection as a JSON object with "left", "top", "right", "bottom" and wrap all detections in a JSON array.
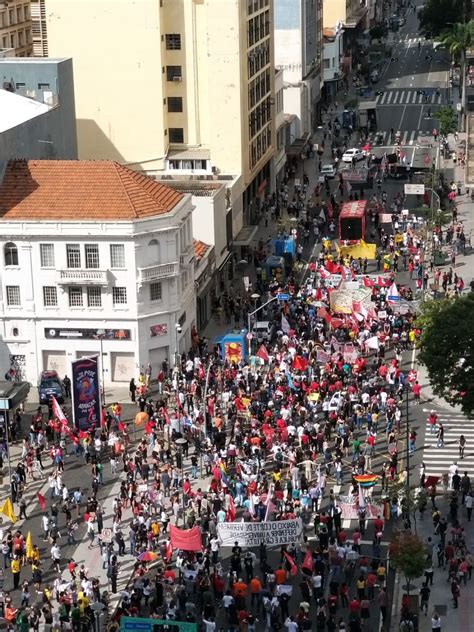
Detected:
[{"left": 375, "top": 2, "right": 450, "bottom": 147}]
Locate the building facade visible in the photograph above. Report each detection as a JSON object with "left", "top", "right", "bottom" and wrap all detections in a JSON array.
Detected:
[
  {"left": 322, "top": 25, "right": 345, "bottom": 103},
  {"left": 0, "top": 160, "right": 196, "bottom": 386},
  {"left": 0, "top": 0, "right": 32, "bottom": 56},
  {"left": 274, "top": 0, "right": 323, "bottom": 139},
  {"left": 0, "top": 57, "right": 77, "bottom": 167},
  {"left": 30, "top": 0, "right": 47, "bottom": 56},
  {"left": 46, "top": 0, "right": 276, "bottom": 236}
]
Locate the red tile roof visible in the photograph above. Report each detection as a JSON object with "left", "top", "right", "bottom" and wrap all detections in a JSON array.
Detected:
[
  {"left": 193, "top": 239, "right": 210, "bottom": 261},
  {"left": 0, "top": 160, "right": 184, "bottom": 221}
]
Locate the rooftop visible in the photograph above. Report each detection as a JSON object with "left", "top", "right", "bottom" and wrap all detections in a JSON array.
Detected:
[
  {"left": 193, "top": 239, "right": 211, "bottom": 262},
  {"left": 163, "top": 180, "right": 223, "bottom": 197},
  {"left": 0, "top": 89, "right": 50, "bottom": 133},
  {"left": 0, "top": 160, "right": 184, "bottom": 221}
]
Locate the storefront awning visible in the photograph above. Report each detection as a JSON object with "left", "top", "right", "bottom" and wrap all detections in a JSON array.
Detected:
[
  {"left": 344, "top": 7, "right": 367, "bottom": 29},
  {"left": 286, "top": 134, "right": 310, "bottom": 156},
  {"left": 233, "top": 225, "right": 258, "bottom": 246}
]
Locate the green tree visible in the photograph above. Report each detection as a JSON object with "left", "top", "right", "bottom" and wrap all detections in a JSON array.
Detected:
[
  {"left": 389, "top": 531, "right": 427, "bottom": 594},
  {"left": 419, "top": 0, "right": 470, "bottom": 37},
  {"left": 441, "top": 20, "right": 474, "bottom": 106},
  {"left": 434, "top": 106, "right": 458, "bottom": 136},
  {"left": 416, "top": 294, "right": 474, "bottom": 416}
]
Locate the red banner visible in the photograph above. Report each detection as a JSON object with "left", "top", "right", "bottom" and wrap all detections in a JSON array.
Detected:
[{"left": 169, "top": 525, "right": 202, "bottom": 551}]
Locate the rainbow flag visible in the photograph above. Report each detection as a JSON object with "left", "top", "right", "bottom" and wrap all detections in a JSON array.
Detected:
[{"left": 353, "top": 474, "right": 378, "bottom": 488}]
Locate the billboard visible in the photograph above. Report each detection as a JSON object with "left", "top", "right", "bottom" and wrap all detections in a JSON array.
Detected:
[{"left": 71, "top": 356, "right": 101, "bottom": 431}]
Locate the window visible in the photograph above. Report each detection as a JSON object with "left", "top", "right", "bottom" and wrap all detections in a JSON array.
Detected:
[
  {"left": 112, "top": 287, "right": 127, "bottom": 306},
  {"left": 168, "top": 96, "right": 183, "bottom": 112},
  {"left": 166, "top": 65, "right": 182, "bottom": 81},
  {"left": 4, "top": 242, "right": 18, "bottom": 266},
  {"left": 165, "top": 33, "right": 181, "bottom": 50},
  {"left": 68, "top": 287, "right": 83, "bottom": 307},
  {"left": 40, "top": 243, "right": 55, "bottom": 268},
  {"left": 15, "top": 82, "right": 25, "bottom": 89},
  {"left": 43, "top": 286, "right": 58, "bottom": 307},
  {"left": 38, "top": 82, "right": 50, "bottom": 90},
  {"left": 85, "top": 244, "right": 100, "bottom": 269},
  {"left": 149, "top": 282, "right": 162, "bottom": 302},
  {"left": 66, "top": 244, "right": 81, "bottom": 268},
  {"left": 169, "top": 128, "right": 184, "bottom": 143},
  {"left": 110, "top": 244, "right": 125, "bottom": 269},
  {"left": 148, "top": 239, "right": 161, "bottom": 264},
  {"left": 6, "top": 286, "right": 20, "bottom": 306},
  {"left": 87, "top": 287, "right": 102, "bottom": 307}
]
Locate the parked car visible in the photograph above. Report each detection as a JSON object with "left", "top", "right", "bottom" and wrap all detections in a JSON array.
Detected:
[
  {"left": 253, "top": 320, "right": 276, "bottom": 343},
  {"left": 319, "top": 163, "right": 337, "bottom": 179},
  {"left": 342, "top": 148, "right": 366, "bottom": 163},
  {"left": 38, "top": 370, "right": 64, "bottom": 404}
]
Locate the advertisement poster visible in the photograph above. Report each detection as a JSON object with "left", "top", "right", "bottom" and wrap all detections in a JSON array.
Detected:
[
  {"left": 224, "top": 341, "right": 243, "bottom": 364},
  {"left": 71, "top": 356, "right": 101, "bottom": 431}
]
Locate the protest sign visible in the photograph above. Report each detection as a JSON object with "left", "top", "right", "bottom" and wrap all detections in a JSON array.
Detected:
[{"left": 217, "top": 519, "right": 301, "bottom": 547}]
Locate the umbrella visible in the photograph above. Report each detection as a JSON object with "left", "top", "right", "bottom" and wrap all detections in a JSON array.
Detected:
[{"left": 137, "top": 551, "right": 158, "bottom": 562}]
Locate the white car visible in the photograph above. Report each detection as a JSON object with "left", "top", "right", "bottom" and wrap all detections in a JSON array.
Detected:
[
  {"left": 342, "top": 148, "right": 366, "bottom": 163},
  {"left": 319, "top": 164, "right": 337, "bottom": 179}
]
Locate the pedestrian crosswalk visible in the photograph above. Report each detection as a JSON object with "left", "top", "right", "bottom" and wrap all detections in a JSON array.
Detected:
[
  {"left": 371, "top": 130, "right": 421, "bottom": 146},
  {"left": 375, "top": 89, "right": 443, "bottom": 106},
  {"left": 421, "top": 409, "right": 474, "bottom": 478}
]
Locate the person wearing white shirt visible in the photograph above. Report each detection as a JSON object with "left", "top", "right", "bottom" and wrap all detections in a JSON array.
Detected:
[{"left": 285, "top": 616, "right": 299, "bottom": 632}]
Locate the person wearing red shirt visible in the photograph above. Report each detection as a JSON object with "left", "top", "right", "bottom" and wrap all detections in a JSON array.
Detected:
[
  {"left": 337, "top": 529, "right": 347, "bottom": 545},
  {"left": 349, "top": 597, "right": 360, "bottom": 616},
  {"left": 412, "top": 381, "right": 421, "bottom": 402},
  {"left": 352, "top": 530, "right": 361, "bottom": 552},
  {"left": 374, "top": 516, "right": 384, "bottom": 533}
]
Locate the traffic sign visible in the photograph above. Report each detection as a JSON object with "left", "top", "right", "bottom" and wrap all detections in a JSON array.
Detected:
[
  {"left": 407, "top": 370, "right": 418, "bottom": 383},
  {"left": 276, "top": 293, "right": 289, "bottom": 301},
  {"left": 404, "top": 184, "right": 425, "bottom": 195}
]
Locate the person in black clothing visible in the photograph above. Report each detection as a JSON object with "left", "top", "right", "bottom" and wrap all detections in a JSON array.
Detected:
[
  {"left": 63, "top": 375, "right": 71, "bottom": 398},
  {"left": 420, "top": 583, "right": 431, "bottom": 614}
]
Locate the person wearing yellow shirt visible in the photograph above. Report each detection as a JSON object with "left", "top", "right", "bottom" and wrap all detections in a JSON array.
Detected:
[{"left": 10, "top": 555, "right": 21, "bottom": 590}]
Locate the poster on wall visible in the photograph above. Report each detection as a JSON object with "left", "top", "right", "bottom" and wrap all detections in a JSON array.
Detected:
[{"left": 71, "top": 356, "right": 101, "bottom": 431}]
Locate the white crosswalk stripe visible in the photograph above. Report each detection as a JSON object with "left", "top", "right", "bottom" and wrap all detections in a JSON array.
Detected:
[
  {"left": 374, "top": 89, "right": 442, "bottom": 106},
  {"left": 421, "top": 412, "right": 474, "bottom": 477}
]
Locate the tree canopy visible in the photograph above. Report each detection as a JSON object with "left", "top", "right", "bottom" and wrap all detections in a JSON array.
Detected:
[
  {"left": 389, "top": 531, "right": 427, "bottom": 593},
  {"left": 416, "top": 294, "right": 474, "bottom": 416},
  {"left": 441, "top": 20, "right": 474, "bottom": 60},
  {"left": 435, "top": 106, "right": 458, "bottom": 136},
  {"left": 418, "top": 0, "right": 470, "bottom": 37}
]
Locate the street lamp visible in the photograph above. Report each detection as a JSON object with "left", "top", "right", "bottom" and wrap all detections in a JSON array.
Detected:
[
  {"left": 174, "top": 322, "right": 182, "bottom": 371},
  {"left": 175, "top": 437, "right": 188, "bottom": 524},
  {"left": 96, "top": 329, "right": 106, "bottom": 406}
]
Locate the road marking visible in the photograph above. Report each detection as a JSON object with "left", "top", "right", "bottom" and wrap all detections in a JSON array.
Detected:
[
  {"left": 393, "top": 92, "right": 400, "bottom": 104},
  {"left": 387, "top": 92, "right": 394, "bottom": 104}
]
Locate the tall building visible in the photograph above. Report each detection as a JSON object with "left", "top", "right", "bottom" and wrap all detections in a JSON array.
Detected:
[
  {"left": 30, "top": 0, "right": 47, "bottom": 56},
  {"left": 274, "top": 0, "right": 323, "bottom": 138},
  {"left": 46, "top": 0, "right": 276, "bottom": 233},
  {"left": 0, "top": 0, "right": 32, "bottom": 56},
  {"left": 0, "top": 159, "right": 196, "bottom": 384},
  {"left": 0, "top": 57, "right": 77, "bottom": 167}
]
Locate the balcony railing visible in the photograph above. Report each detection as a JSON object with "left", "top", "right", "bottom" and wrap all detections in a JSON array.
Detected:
[
  {"left": 138, "top": 262, "right": 179, "bottom": 283},
  {"left": 57, "top": 269, "right": 109, "bottom": 285}
]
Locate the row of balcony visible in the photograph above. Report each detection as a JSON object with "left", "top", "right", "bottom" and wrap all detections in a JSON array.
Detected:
[{"left": 56, "top": 261, "right": 181, "bottom": 285}]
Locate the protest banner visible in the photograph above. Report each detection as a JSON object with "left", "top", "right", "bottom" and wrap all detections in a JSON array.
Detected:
[{"left": 217, "top": 519, "right": 301, "bottom": 547}]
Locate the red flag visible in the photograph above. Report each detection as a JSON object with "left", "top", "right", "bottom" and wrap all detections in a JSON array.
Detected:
[
  {"left": 302, "top": 549, "right": 314, "bottom": 573},
  {"left": 37, "top": 492, "right": 46, "bottom": 510},
  {"left": 363, "top": 277, "right": 375, "bottom": 288},
  {"left": 165, "top": 540, "right": 173, "bottom": 562},
  {"left": 256, "top": 345, "right": 269, "bottom": 362},
  {"left": 169, "top": 525, "right": 202, "bottom": 551},
  {"left": 292, "top": 356, "right": 308, "bottom": 371},
  {"left": 226, "top": 495, "right": 236, "bottom": 522},
  {"left": 283, "top": 551, "right": 297, "bottom": 577},
  {"left": 51, "top": 396, "right": 68, "bottom": 425}
]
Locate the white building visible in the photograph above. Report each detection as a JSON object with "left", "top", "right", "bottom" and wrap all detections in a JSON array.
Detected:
[
  {"left": 322, "top": 24, "right": 345, "bottom": 103},
  {"left": 0, "top": 159, "right": 196, "bottom": 386},
  {"left": 274, "top": 0, "right": 323, "bottom": 138}
]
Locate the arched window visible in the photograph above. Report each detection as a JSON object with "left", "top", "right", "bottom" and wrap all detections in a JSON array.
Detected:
[
  {"left": 147, "top": 239, "right": 161, "bottom": 265},
  {"left": 4, "top": 242, "right": 18, "bottom": 266}
]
